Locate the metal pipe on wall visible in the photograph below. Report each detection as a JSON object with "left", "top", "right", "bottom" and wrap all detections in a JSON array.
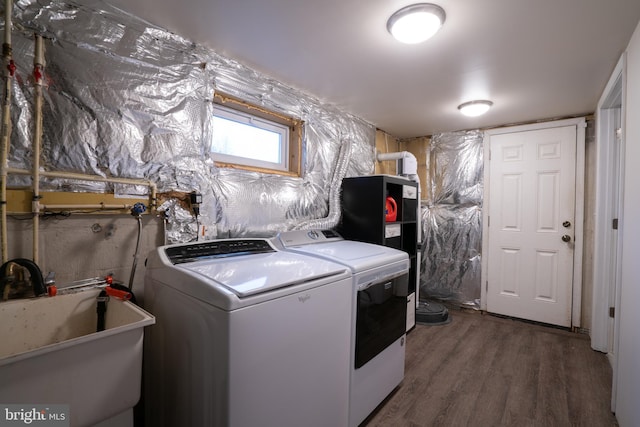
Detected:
[
  {"left": 32, "top": 34, "right": 45, "bottom": 265},
  {"left": 40, "top": 204, "right": 136, "bottom": 210},
  {"left": 7, "top": 167, "right": 158, "bottom": 209},
  {"left": 39, "top": 170, "right": 158, "bottom": 201},
  {"left": 1, "top": 0, "right": 14, "bottom": 263}
]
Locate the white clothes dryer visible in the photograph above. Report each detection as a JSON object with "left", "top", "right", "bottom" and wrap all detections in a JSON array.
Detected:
[
  {"left": 144, "top": 238, "right": 352, "bottom": 427},
  {"left": 275, "top": 229, "right": 409, "bottom": 427}
]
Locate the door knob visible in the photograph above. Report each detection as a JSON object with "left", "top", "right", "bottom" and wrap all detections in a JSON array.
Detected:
[
  {"left": 563, "top": 221, "right": 571, "bottom": 228},
  {"left": 561, "top": 235, "right": 571, "bottom": 243}
]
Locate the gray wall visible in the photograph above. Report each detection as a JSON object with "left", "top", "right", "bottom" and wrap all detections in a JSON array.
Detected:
[{"left": 615, "top": 18, "right": 640, "bottom": 427}]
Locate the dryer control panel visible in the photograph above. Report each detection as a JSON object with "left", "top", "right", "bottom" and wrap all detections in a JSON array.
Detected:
[
  {"left": 165, "top": 239, "right": 274, "bottom": 264},
  {"left": 278, "top": 229, "right": 342, "bottom": 247}
]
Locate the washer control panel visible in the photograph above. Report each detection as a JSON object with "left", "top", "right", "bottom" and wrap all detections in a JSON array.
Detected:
[{"left": 165, "top": 239, "right": 274, "bottom": 264}]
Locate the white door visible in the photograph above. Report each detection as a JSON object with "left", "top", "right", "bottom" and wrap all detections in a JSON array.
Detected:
[{"left": 486, "top": 125, "right": 578, "bottom": 327}]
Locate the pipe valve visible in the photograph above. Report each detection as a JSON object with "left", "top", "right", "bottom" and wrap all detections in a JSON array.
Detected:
[{"left": 130, "top": 202, "right": 146, "bottom": 217}]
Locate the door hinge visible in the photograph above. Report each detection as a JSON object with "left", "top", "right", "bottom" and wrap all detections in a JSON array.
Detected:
[
  {"left": 613, "top": 218, "right": 618, "bottom": 230},
  {"left": 486, "top": 280, "right": 488, "bottom": 292},
  {"left": 487, "top": 216, "right": 490, "bottom": 227},
  {"left": 609, "top": 307, "right": 615, "bottom": 318}
]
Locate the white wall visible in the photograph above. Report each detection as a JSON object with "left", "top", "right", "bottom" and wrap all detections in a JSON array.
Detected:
[{"left": 615, "top": 19, "right": 640, "bottom": 427}]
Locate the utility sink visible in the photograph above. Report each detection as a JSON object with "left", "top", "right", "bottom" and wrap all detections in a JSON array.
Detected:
[{"left": 0, "top": 288, "right": 155, "bottom": 427}]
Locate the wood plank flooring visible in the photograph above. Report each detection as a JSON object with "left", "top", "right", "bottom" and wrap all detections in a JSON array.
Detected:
[{"left": 362, "top": 308, "right": 617, "bottom": 427}]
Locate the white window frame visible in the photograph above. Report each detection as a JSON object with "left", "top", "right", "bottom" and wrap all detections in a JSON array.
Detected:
[{"left": 211, "top": 103, "right": 289, "bottom": 172}]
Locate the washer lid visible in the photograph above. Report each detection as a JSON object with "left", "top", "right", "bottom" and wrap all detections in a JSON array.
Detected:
[{"left": 176, "top": 250, "right": 347, "bottom": 298}]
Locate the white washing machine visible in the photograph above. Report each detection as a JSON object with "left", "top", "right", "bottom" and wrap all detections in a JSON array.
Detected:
[
  {"left": 143, "top": 238, "right": 352, "bottom": 427},
  {"left": 275, "top": 229, "right": 409, "bottom": 427}
]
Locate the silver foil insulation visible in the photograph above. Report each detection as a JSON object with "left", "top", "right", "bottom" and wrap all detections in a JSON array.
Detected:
[
  {"left": 421, "top": 130, "right": 483, "bottom": 308},
  {"left": 5, "top": 0, "right": 375, "bottom": 241}
]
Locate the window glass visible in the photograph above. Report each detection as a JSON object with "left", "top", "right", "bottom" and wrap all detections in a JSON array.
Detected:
[{"left": 211, "top": 104, "right": 288, "bottom": 171}]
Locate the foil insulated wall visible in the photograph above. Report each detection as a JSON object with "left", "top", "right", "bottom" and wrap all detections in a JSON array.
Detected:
[
  {"left": 421, "top": 130, "right": 483, "bottom": 308},
  {"left": 5, "top": 0, "right": 375, "bottom": 240}
]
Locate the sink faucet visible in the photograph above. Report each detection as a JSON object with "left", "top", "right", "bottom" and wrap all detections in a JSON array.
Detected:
[{"left": 0, "top": 258, "right": 47, "bottom": 300}]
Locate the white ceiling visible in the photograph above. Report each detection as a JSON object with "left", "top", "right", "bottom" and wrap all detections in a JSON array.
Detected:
[{"left": 104, "top": 0, "right": 640, "bottom": 138}]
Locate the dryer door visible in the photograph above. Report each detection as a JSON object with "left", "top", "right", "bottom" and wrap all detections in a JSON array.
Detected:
[{"left": 355, "top": 272, "right": 408, "bottom": 369}]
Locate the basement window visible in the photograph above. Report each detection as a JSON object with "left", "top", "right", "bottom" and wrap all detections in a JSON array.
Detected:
[{"left": 210, "top": 92, "right": 302, "bottom": 176}]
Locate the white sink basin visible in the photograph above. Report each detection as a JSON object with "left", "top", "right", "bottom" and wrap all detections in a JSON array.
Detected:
[{"left": 0, "top": 288, "right": 155, "bottom": 427}]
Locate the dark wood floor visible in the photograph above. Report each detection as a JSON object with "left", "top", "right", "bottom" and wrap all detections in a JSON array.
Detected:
[{"left": 363, "top": 308, "right": 617, "bottom": 427}]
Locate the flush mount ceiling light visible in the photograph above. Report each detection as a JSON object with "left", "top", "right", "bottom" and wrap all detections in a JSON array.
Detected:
[
  {"left": 387, "top": 3, "right": 446, "bottom": 44},
  {"left": 458, "top": 100, "right": 493, "bottom": 117}
]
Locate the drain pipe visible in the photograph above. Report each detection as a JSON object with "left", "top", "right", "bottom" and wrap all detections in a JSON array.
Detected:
[
  {"left": 1, "top": 0, "right": 14, "bottom": 263},
  {"left": 376, "top": 151, "right": 417, "bottom": 174},
  {"left": 31, "top": 35, "right": 45, "bottom": 265},
  {"left": 376, "top": 151, "right": 420, "bottom": 188}
]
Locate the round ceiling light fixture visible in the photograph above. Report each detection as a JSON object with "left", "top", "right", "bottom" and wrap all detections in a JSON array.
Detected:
[
  {"left": 387, "top": 3, "right": 446, "bottom": 44},
  {"left": 458, "top": 100, "right": 493, "bottom": 117}
]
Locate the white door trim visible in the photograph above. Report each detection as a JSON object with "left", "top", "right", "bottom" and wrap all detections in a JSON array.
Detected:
[
  {"left": 592, "top": 53, "right": 626, "bottom": 412},
  {"left": 592, "top": 54, "right": 626, "bottom": 351},
  {"left": 480, "top": 117, "right": 586, "bottom": 328}
]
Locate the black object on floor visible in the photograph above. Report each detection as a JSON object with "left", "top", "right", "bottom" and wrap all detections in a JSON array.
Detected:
[{"left": 416, "top": 300, "right": 450, "bottom": 325}]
